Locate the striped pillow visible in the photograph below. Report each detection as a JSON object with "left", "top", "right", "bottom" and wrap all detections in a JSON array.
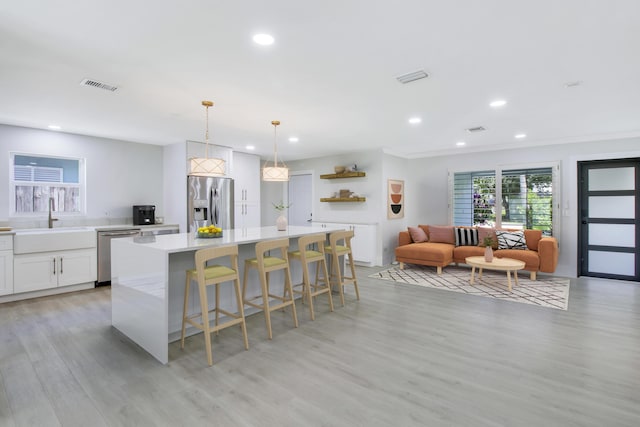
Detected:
[
  {"left": 454, "top": 227, "right": 478, "bottom": 247},
  {"left": 495, "top": 230, "right": 527, "bottom": 249}
]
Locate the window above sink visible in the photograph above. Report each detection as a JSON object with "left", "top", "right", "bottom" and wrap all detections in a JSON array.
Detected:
[{"left": 10, "top": 153, "right": 86, "bottom": 217}]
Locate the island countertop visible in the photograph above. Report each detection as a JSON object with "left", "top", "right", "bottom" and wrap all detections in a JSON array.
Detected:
[{"left": 123, "top": 225, "right": 341, "bottom": 253}]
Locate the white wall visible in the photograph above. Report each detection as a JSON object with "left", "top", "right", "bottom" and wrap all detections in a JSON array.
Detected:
[
  {"left": 381, "top": 153, "right": 410, "bottom": 265},
  {"left": 287, "top": 150, "right": 382, "bottom": 224},
  {"left": 407, "top": 136, "right": 640, "bottom": 277},
  {"left": 0, "top": 124, "right": 164, "bottom": 227}
]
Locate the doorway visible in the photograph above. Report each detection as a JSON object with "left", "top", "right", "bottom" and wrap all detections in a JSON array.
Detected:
[
  {"left": 578, "top": 158, "right": 640, "bottom": 281},
  {"left": 288, "top": 172, "right": 313, "bottom": 226}
]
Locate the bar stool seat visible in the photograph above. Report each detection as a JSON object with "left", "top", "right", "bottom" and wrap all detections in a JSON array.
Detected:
[
  {"left": 324, "top": 230, "right": 360, "bottom": 306},
  {"left": 288, "top": 233, "right": 334, "bottom": 320},
  {"left": 180, "top": 245, "right": 249, "bottom": 366},
  {"left": 242, "top": 238, "right": 298, "bottom": 339}
]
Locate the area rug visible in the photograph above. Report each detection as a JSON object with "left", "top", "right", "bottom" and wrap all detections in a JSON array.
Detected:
[{"left": 370, "top": 265, "right": 570, "bottom": 310}]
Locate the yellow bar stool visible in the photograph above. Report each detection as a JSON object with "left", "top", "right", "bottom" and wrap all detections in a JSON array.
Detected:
[
  {"left": 180, "top": 245, "right": 249, "bottom": 366},
  {"left": 242, "top": 238, "right": 298, "bottom": 340},
  {"left": 324, "top": 229, "right": 360, "bottom": 306},
  {"left": 288, "top": 233, "right": 334, "bottom": 320}
]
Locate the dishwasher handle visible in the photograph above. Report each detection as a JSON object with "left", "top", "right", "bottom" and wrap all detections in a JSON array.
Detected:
[{"left": 100, "top": 230, "right": 141, "bottom": 237}]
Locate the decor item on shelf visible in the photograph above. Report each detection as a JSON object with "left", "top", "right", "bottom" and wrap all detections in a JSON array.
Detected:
[
  {"left": 339, "top": 189, "right": 351, "bottom": 198},
  {"left": 273, "top": 201, "right": 291, "bottom": 231},
  {"left": 483, "top": 236, "right": 494, "bottom": 262},
  {"left": 346, "top": 164, "right": 358, "bottom": 172},
  {"left": 262, "top": 120, "right": 289, "bottom": 181},
  {"left": 188, "top": 100, "right": 226, "bottom": 177},
  {"left": 387, "top": 179, "right": 404, "bottom": 219},
  {"left": 334, "top": 166, "right": 346, "bottom": 174}
]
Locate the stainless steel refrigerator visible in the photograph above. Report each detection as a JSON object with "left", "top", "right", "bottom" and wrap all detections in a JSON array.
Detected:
[{"left": 187, "top": 176, "right": 234, "bottom": 232}]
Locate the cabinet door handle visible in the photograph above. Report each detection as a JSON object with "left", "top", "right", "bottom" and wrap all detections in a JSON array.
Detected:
[
  {"left": 53, "top": 258, "right": 56, "bottom": 275},
  {"left": 60, "top": 257, "right": 63, "bottom": 274}
]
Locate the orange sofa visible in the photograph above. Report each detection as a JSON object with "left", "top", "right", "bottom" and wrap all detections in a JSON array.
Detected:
[{"left": 395, "top": 225, "right": 558, "bottom": 280}]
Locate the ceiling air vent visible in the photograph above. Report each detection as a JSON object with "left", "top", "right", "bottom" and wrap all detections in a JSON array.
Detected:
[
  {"left": 80, "top": 78, "right": 118, "bottom": 92},
  {"left": 466, "top": 126, "right": 486, "bottom": 133},
  {"left": 396, "top": 70, "right": 429, "bottom": 84}
]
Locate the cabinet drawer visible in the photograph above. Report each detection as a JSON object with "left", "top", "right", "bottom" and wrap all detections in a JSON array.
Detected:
[{"left": 0, "top": 235, "right": 13, "bottom": 251}]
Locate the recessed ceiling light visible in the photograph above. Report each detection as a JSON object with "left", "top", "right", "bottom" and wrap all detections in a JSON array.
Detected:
[
  {"left": 253, "top": 33, "right": 274, "bottom": 46},
  {"left": 288, "top": 137, "right": 299, "bottom": 143},
  {"left": 246, "top": 145, "right": 255, "bottom": 150},
  {"left": 456, "top": 141, "right": 466, "bottom": 147},
  {"left": 564, "top": 80, "right": 583, "bottom": 88},
  {"left": 408, "top": 117, "right": 422, "bottom": 124},
  {"left": 489, "top": 100, "right": 507, "bottom": 108},
  {"left": 514, "top": 133, "right": 527, "bottom": 139},
  {"left": 48, "top": 125, "right": 61, "bottom": 130}
]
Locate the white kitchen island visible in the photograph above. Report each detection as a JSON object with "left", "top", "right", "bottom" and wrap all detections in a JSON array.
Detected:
[{"left": 111, "top": 225, "right": 343, "bottom": 364}]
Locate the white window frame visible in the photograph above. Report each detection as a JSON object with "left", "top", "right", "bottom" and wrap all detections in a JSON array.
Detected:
[
  {"left": 448, "top": 161, "right": 560, "bottom": 236},
  {"left": 9, "top": 152, "right": 87, "bottom": 217}
]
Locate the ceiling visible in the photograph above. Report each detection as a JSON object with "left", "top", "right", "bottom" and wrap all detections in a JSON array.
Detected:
[{"left": 2, "top": 1, "right": 640, "bottom": 161}]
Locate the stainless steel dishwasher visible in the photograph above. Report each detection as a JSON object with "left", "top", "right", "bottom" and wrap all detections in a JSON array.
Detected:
[{"left": 97, "top": 229, "right": 141, "bottom": 284}]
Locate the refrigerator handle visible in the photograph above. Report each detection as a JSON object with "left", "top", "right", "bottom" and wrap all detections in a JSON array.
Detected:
[{"left": 212, "top": 188, "right": 219, "bottom": 225}]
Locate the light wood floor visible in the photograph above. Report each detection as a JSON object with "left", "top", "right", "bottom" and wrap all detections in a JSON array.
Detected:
[{"left": 1, "top": 266, "right": 639, "bottom": 427}]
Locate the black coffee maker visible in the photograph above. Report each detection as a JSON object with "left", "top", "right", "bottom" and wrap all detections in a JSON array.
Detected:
[{"left": 133, "top": 205, "right": 155, "bottom": 225}]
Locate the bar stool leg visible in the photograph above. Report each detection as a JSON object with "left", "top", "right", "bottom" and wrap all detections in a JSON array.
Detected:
[
  {"left": 333, "top": 253, "right": 346, "bottom": 307},
  {"left": 259, "top": 268, "right": 273, "bottom": 340},
  {"left": 347, "top": 252, "right": 360, "bottom": 300},
  {"left": 284, "top": 265, "right": 299, "bottom": 328},
  {"left": 198, "top": 280, "right": 214, "bottom": 366},
  {"left": 215, "top": 283, "right": 220, "bottom": 335},
  {"left": 320, "top": 257, "right": 335, "bottom": 312},
  {"left": 232, "top": 276, "right": 249, "bottom": 350},
  {"left": 301, "top": 259, "right": 315, "bottom": 320},
  {"left": 180, "top": 272, "right": 191, "bottom": 349}
]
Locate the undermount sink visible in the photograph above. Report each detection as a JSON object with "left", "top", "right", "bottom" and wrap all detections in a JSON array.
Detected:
[{"left": 14, "top": 228, "right": 96, "bottom": 254}]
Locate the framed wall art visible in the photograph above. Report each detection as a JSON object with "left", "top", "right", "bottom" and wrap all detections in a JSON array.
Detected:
[{"left": 387, "top": 179, "right": 404, "bottom": 219}]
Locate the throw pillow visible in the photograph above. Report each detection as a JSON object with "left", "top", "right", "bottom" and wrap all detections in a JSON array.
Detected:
[
  {"left": 495, "top": 230, "right": 528, "bottom": 250},
  {"left": 428, "top": 225, "right": 455, "bottom": 244},
  {"left": 477, "top": 226, "right": 498, "bottom": 249},
  {"left": 454, "top": 227, "right": 478, "bottom": 246},
  {"left": 408, "top": 226, "right": 428, "bottom": 243}
]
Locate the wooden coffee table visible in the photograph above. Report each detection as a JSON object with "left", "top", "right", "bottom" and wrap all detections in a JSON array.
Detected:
[{"left": 465, "top": 256, "right": 526, "bottom": 291}]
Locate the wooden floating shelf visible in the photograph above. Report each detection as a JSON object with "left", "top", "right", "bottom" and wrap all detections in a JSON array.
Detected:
[
  {"left": 320, "top": 171, "right": 366, "bottom": 179},
  {"left": 320, "top": 197, "right": 367, "bottom": 202}
]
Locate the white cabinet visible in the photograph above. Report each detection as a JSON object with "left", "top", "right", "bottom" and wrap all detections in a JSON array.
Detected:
[
  {"left": 232, "top": 151, "right": 261, "bottom": 228},
  {"left": 0, "top": 235, "right": 13, "bottom": 296},
  {"left": 313, "top": 222, "right": 377, "bottom": 266},
  {"left": 14, "top": 249, "right": 97, "bottom": 294}
]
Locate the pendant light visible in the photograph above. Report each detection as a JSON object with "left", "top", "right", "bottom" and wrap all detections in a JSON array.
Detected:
[
  {"left": 188, "top": 100, "right": 225, "bottom": 177},
  {"left": 262, "top": 120, "right": 289, "bottom": 181}
]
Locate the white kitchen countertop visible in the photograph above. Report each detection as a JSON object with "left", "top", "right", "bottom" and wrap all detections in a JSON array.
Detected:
[{"left": 118, "top": 225, "right": 343, "bottom": 254}]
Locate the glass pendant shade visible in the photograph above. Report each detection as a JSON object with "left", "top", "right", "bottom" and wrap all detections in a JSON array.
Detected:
[
  {"left": 188, "top": 100, "right": 226, "bottom": 177},
  {"left": 262, "top": 120, "right": 289, "bottom": 182}
]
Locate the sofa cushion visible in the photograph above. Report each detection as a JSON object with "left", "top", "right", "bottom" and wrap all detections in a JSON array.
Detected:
[
  {"left": 395, "top": 242, "right": 453, "bottom": 264},
  {"left": 428, "top": 225, "right": 455, "bottom": 244},
  {"left": 477, "top": 226, "right": 498, "bottom": 249},
  {"left": 524, "top": 229, "right": 543, "bottom": 251},
  {"left": 496, "top": 230, "right": 527, "bottom": 249},
  {"left": 408, "top": 226, "right": 428, "bottom": 243},
  {"left": 495, "top": 249, "right": 540, "bottom": 270},
  {"left": 453, "top": 245, "right": 485, "bottom": 261},
  {"left": 454, "top": 227, "right": 478, "bottom": 246}
]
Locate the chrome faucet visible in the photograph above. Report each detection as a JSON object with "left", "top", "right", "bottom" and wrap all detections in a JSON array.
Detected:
[{"left": 48, "top": 197, "right": 59, "bottom": 228}]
